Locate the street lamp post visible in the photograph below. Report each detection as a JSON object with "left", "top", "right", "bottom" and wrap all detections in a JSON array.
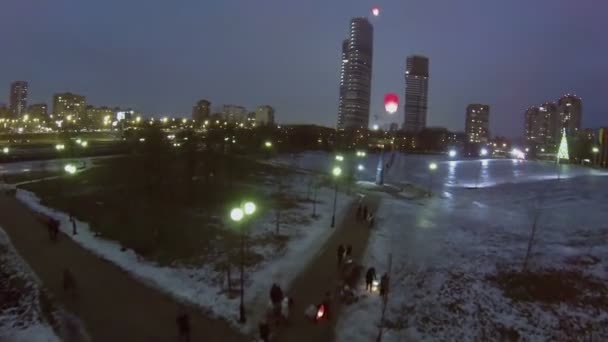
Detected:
[
  {"left": 428, "top": 162, "right": 437, "bottom": 196},
  {"left": 330, "top": 166, "right": 342, "bottom": 228},
  {"left": 230, "top": 201, "right": 256, "bottom": 324},
  {"left": 592, "top": 146, "right": 599, "bottom": 167}
]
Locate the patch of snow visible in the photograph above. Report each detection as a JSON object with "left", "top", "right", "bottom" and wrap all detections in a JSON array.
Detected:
[
  {"left": 0, "top": 227, "right": 60, "bottom": 342},
  {"left": 337, "top": 174, "right": 608, "bottom": 341}
]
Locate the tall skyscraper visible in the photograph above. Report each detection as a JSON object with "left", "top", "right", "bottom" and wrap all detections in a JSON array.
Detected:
[
  {"left": 337, "top": 18, "right": 374, "bottom": 130},
  {"left": 9, "top": 81, "right": 28, "bottom": 117},
  {"left": 465, "top": 104, "right": 490, "bottom": 143},
  {"left": 558, "top": 94, "right": 582, "bottom": 137},
  {"left": 53, "top": 92, "right": 86, "bottom": 123},
  {"left": 192, "top": 99, "right": 211, "bottom": 123},
  {"left": 403, "top": 55, "right": 429, "bottom": 132},
  {"left": 337, "top": 39, "right": 349, "bottom": 125}
]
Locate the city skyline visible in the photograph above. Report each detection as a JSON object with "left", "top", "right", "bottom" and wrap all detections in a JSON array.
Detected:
[{"left": 1, "top": 0, "right": 607, "bottom": 138}]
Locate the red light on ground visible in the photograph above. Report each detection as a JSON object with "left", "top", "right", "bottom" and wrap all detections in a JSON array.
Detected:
[{"left": 316, "top": 304, "right": 325, "bottom": 320}]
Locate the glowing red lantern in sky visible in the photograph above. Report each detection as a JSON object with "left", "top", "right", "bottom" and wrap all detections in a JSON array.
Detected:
[
  {"left": 384, "top": 93, "right": 399, "bottom": 114},
  {"left": 371, "top": 7, "right": 380, "bottom": 17}
]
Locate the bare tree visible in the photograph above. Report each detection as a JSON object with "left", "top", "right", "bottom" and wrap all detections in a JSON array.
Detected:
[{"left": 522, "top": 185, "right": 551, "bottom": 272}]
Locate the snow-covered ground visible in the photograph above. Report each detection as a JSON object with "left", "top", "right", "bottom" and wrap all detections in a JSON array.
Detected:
[
  {"left": 0, "top": 227, "right": 60, "bottom": 342},
  {"left": 16, "top": 169, "right": 351, "bottom": 332},
  {"left": 336, "top": 160, "right": 608, "bottom": 340}
]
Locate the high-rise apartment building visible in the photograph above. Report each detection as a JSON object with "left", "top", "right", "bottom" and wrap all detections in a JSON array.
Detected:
[
  {"left": 403, "top": 55, "right": 429, "bottom": 132},
  {"left": 192, "top": 99, "right": 211, "bottom": 123},
  {"left": 53, "top": 92, "right": 86, "bottom": 123},
  {"left": 558, "top": 94, "right": 582, "bottom": 136},
  {"left": 86, "top": 106, "right": 115, "bottom": 128},
  {"left": 9, "top": 81, "right": 28, "bottom": 117},
  {"left": 337, "top": 18, "right": 374, "bottom": 130},
  {"left": 465, "top": 104, "right": 490, "bottom": 143},
  {"left": 255, "top": 105, "right": 275, "bottom": 125},
  {"left": 223, "top": 105, "right": 247, "bottom": 122},
  {"left": 524, "top": 94, "right": 582, "bottom": 149},
  {"left": 27, "top": 104, "right": 48, "bottom": 121}
]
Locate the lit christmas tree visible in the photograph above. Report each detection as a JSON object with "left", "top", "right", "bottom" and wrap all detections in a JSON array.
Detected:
[{"left": 556, "top": 129, "right": 569, "bottom": 161}]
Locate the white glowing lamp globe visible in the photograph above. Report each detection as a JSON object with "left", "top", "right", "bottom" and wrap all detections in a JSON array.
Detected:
[
  {"left": 385, "top": 102, "right": 398, "bottom": 114},
  {"left": 371, "top": 7, "right": 380, "bottom": 16}
]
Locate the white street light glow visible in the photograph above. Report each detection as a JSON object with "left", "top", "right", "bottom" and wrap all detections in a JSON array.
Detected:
[
  {"left": 332, "top": 166, "right": 342, "bottom": 177},
  {"left": 357, "top": 164, "right": 364, "bottom": 171},
  {"left": 480, "top": 148, "right": 488, "bottom": 156},
  {"left": 429, "top": 162, "right": 438, "bottom": 171},
  {"left": 230, "top": 208, "right": 244, "bottom": 222},
  {"left": 448, "top": 150, "right": 457, "bottom": 158},
  {"left": 64, "top": 164, "right": 77, "bottom": 175},
  {"left": 2, "top": 147, "right": 9, "bottom": 154},
  {"left": 335, "top": 155, "right": 344, "bottom": 161},
  {"left": 244, "top": 202, "right": 256, "bottom": 215}
]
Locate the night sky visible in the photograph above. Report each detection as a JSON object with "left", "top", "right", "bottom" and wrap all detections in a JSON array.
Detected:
[{"left": 1, "top": 0, "right": 606, "bottom": 138}]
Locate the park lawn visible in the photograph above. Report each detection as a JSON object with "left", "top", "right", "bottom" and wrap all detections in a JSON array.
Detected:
[{"left": 20, "top": 153, "right": 303, "bottom": 267}]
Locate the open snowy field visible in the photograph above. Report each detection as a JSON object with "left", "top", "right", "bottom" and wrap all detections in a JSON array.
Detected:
[
  {"left": 0, "top": 227, "right": 60, "bottom": 342},
  {"left": 334, "top": 154, "right": 608, "bottom": 341}
]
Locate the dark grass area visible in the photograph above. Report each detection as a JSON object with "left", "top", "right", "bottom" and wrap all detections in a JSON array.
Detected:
[
  {"left": 19, "top": 153, "right": 300, "bottom": 266},
  {"left": 489, "top": 267, "right": 607, "bottom": 307},
  {"left": 2, "top": 171, "right": 60, "bottom": 184}
]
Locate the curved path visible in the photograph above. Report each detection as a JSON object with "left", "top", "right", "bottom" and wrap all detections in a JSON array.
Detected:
[{"left": 0, "top": 194, "right": 246, "bottom": 342}]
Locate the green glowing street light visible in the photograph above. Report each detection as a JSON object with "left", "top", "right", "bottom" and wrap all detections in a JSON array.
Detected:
[
  {"left": 2, "top": 147, "right": 8, "bottom": 154},
  {"left": 335, "top": 154, "right": 344, "bottom": 162},
  {"left": 229, "top": 200, "right": 257, "bottom": 324},
  {"left": 331, "top": 166, "right": 342, "bottom": 227},
  {"left": 592, "top": 146, "right": 600, "bottom": 167},
  {"left": 264, "top": 141, "right": 273, "bottom": 148}
]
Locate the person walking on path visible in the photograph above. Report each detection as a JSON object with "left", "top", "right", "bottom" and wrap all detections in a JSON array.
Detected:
[
  {"left": 48, "top": 218, "right": 59, "bottom": 241},
  {"left": 63, "top": 268, "right": 76, "bottom": 296},
  {"left": 367, "top": 212, "right": 375, "bottom": 229},
  {"left": 365, "top": 267, "right": 376, "bottom": 292},
  {"left": 337, "top": 245, "right": 345, "bottom": 266},
  {"left": 345, "top": 245, "right": 352, "bottom": 260},
  {"left": 70, "top": 213, "right": 78, "bottom": 235},
  {"left": 176, "top": 310, "right": 191, "bottom": 342},
  {"left": 258, "top": 321, "right": 270, "bottom": 342},
  {"left": 380, "top": 273, "right": 389, "bottom": 299}
]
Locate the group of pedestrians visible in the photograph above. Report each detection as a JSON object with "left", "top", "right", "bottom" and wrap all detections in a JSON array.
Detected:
[
  {"left": 356, "top": 203, "right": 375, "bottom": 228},
  {"left": 365, "top": 267, "right": 390, "bottom": 298}
]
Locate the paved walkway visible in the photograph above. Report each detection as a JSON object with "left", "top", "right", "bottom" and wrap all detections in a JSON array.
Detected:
[
  {"left": 276, "top": 191, "right": 381, "bottom": 342},
  {"left": 0, "top": 194, "right": 246, "bottom": 342}
]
